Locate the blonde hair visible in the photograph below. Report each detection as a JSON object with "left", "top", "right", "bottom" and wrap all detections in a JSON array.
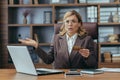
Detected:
[{"left": 59, "top": 10, "right": 87, "bottom": 36}]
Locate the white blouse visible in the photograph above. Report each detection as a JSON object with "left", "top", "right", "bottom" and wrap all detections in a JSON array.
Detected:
[{"left": 66, "top": 33, "right": 78, "bottom": 54}]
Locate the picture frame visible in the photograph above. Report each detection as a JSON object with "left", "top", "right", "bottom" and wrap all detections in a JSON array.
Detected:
[
  {"left": 79, "top": 0, "right": 87, "bottom": 3},
  {"left": 22, "top": 0, "right": 32, "bottom": 4},
  {"left": 43, "top": 11, "right": 52, "bottom": 24},
  {"left": 50, "top": 0, "right": 60, "bottom": 4},
  {"left": 50, "top": 0, "right": 68, "bottom": 4}
]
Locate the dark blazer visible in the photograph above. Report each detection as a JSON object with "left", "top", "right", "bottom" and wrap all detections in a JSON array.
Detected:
[{"left": 35, "top": 34, "right": 97, "bottom": 69}]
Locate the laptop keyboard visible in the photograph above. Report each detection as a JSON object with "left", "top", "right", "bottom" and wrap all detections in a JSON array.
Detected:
[
  {"left": 36, "top": 70, "right": 51, "bottom": 74},
  {"left": 36, "top": 68, "right": 64, "bottom": 75}
]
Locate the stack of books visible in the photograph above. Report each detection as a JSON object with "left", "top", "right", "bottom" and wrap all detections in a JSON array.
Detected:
[
  {"left": 80, "top": 69, "right": 104, "bottom": 75},
  {"left": 103, "top": 52, "right": 112, "bottom": 62},
  {"left": 112, "top": 54, "right": 120, "bottom": 63}
]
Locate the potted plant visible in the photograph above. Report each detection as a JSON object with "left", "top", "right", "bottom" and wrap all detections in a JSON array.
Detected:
[{"left": 23, "top": 9, "right": 31, "bottom": 24}]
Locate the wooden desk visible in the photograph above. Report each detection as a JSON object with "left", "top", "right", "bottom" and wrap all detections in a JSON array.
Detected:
[{"left": 0, "top": 69, "right": 120, "bottom": 80}]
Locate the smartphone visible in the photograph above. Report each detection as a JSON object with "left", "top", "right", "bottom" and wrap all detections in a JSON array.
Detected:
[{"left": 65, "top": 69, "right": 81, "bottom": 76}]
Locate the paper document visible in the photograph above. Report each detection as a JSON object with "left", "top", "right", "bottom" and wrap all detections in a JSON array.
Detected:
[
  {"left": 80, "top": 69, "right": 104, "bottom": 74},
  {"left": 98, "top": 68, "right": 120, "bottom": 72}
]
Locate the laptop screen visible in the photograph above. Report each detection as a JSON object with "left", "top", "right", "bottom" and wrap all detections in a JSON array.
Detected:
[{"left": 7, "top": 46, "right": 38, "bottom": 75}]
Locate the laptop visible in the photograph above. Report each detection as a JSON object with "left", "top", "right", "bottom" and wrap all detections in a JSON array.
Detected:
[{"left": 7, "top": 45, "right": 64, "bottom": 76}]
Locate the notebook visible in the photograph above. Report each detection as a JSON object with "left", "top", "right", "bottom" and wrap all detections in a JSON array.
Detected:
[
  {"left": 7, "top": 45, "right": 64, "bottom": 76},
  {"left": 80, "top": 69, "right": 104, "bottom": 75}
]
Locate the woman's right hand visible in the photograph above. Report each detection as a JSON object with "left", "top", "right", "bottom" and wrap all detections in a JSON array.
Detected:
[{"left": 18, "top": 38, "right": 38, "bottom": 48}]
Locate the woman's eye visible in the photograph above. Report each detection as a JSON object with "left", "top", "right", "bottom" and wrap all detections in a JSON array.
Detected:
[
  {"left": 66, "top": 20, "right": 69, "bottom": 23},
  {"left": 65, "top": 20, "right": 78, "bottom": 24},
  {"left": 71, "top": 20, "right": 76, "bottom": 23}
]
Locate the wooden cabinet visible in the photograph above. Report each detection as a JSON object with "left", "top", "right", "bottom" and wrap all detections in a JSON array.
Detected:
[
  {"left": 98, "top": 2, "right": 120, "bottom": 68},
  {"left": 3, "top": 0, "right": 120, "bottom": 68},
  {"left": 98, "top": 42, "right": 120, "bottom": 68},
  {"left": 0, "top": 0, "right": 8, "bottom": 68}
]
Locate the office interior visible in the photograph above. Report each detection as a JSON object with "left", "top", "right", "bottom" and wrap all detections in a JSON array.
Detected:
[{"left": 0, "top": 0, "right": 120, "bottom": 69}]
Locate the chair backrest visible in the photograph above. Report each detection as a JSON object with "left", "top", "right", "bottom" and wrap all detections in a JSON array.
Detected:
[
  {"left": 54, "top": 22, "right": 98, "bottom": 40},
  {"left": 54, "top": 22, "right": 98, "bottom": 68}
]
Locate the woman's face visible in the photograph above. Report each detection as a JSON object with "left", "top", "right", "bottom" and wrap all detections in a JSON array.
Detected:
[{"left": 64, "top": 15, "right": 81, "bottom": 36}]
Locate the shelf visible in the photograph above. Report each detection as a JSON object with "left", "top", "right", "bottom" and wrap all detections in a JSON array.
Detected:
[
  {"left": 54, "top": 3, "right": 87, "bottom": 7},
  {"left": 8, "top": 4, "right": 86, "bottom": 7},
  {"left": 99, "top": 2, "right": 120, "bottom": 7},
  {"left": 99, "top": 42, "right": 120, "bottom": 45},
  {"left": 99, "top": 62, "right": 120, "bottom": 68},
  {"left": 98, "top": 23, "right": 120, "bottom": 26},
  {"left": 8, "top": 24, "right": 31, "bottom": 27},
  {"left": 8, "top": 2, "right": 120, "bottom": 7},
  {"left": 8, "top": 4, "right": 53, "bottom": 7},
  {"left": 8, "top": 43, "right": 52, "bottom": 46},
  {"left": 32, "top": 24, "right": 54, "bottom": 26},
  {"left": 8, "top": 4, "right": 88, "bottom": 7},
  {"left": 39, "top": 43, "right": 52, "bottom": 46},
  {"left": 100, "top": 62, "right": 120, "bottom": 64},
  {"left": 8, "top": 24, "right": 54, "bottom": 27},
  {"left": 8, "top": 44, "right": 27, "bottom": 46}
]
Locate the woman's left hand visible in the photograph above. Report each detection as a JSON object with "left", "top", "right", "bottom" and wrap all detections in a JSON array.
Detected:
[{"left": 79, "top": 49, "right": 90, "bottom": 58}]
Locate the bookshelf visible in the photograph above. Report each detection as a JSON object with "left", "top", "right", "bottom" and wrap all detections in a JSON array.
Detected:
[{"left": 0, "top": 0, "right": 120, "bottom": 68}]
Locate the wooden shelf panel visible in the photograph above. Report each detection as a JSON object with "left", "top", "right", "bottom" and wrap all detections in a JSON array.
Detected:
[
  {"left": 8, "top": 24, "right": 54, "bottom": 27},
  {"left": 54, "top": 3, "right": 87, "bottom": 7},
  {"left": 8, "top": 44, "right": 28, "bottom": 46},
  {"left": 99, "top": 42, "right": 120, "bottom": 45},
  {"left": 8, "top": 24, "right": 32, "bottom": 27},
  {"left": 99, "top": 62, "right": 120, "bottom": 68},
  {"left": 8, "top": 4, "right": 53, "bottom": 7},
  {"left": 8, "top": 43, "right": 52, "bottom": 47},
  {"left": 100, "top": 62, "right": 120, "bottom": 64},
  {"left": 32, "top": 24, "right": 54, "bottom": 26},
  {"left": 99, "top": 2, "right": 120, "bottom": 6},
  {"left": 98, "top": 23, "right": 120, "bottom": 26},
  {"left": 39, "top": 43, "right": 51, "bottom": 46},
  {"left": 8, "top": 2, "right": 120, "bottom": 8}
]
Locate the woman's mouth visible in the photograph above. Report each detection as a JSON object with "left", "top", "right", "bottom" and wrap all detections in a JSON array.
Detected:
[{"left": 68, "top": 28, "right": 73, "bottom": 30}]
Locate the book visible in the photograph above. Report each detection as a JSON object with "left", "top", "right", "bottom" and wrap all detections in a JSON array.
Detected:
[
  {"left": 19, "top": 0, "right": 23, "bottom": 4},
  {"left": 112, "top": 53, "right": 120, "bottom": 57},
  {"left": 80, "top": 69, "right": 104, "bottom": 74},
  {"left": 98, "top": 68, "right": 120, "bottom": 72},
  {"left": 34, "top": 0, "right": 39, "bottom": 4},
  {"left": 104, "top": 52, "right": 112, "bottom": 62},
  {"left": 112, "top": 57, "right": 120, "bottom": 62},
  {"left": 9, "top": 0, "right": 14, "bottom": 4},
  {"left": 44, "top": 11, "right": 52, "bottom": 24}
]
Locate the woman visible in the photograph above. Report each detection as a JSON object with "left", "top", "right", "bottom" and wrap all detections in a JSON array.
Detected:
[{"left": 19, "top": 10, "right": 97, "bottom": 69}]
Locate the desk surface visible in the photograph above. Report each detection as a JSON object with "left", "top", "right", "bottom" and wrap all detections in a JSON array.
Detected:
[{"left": 0, "top": 69, "right": 120, "bottom": 80}]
